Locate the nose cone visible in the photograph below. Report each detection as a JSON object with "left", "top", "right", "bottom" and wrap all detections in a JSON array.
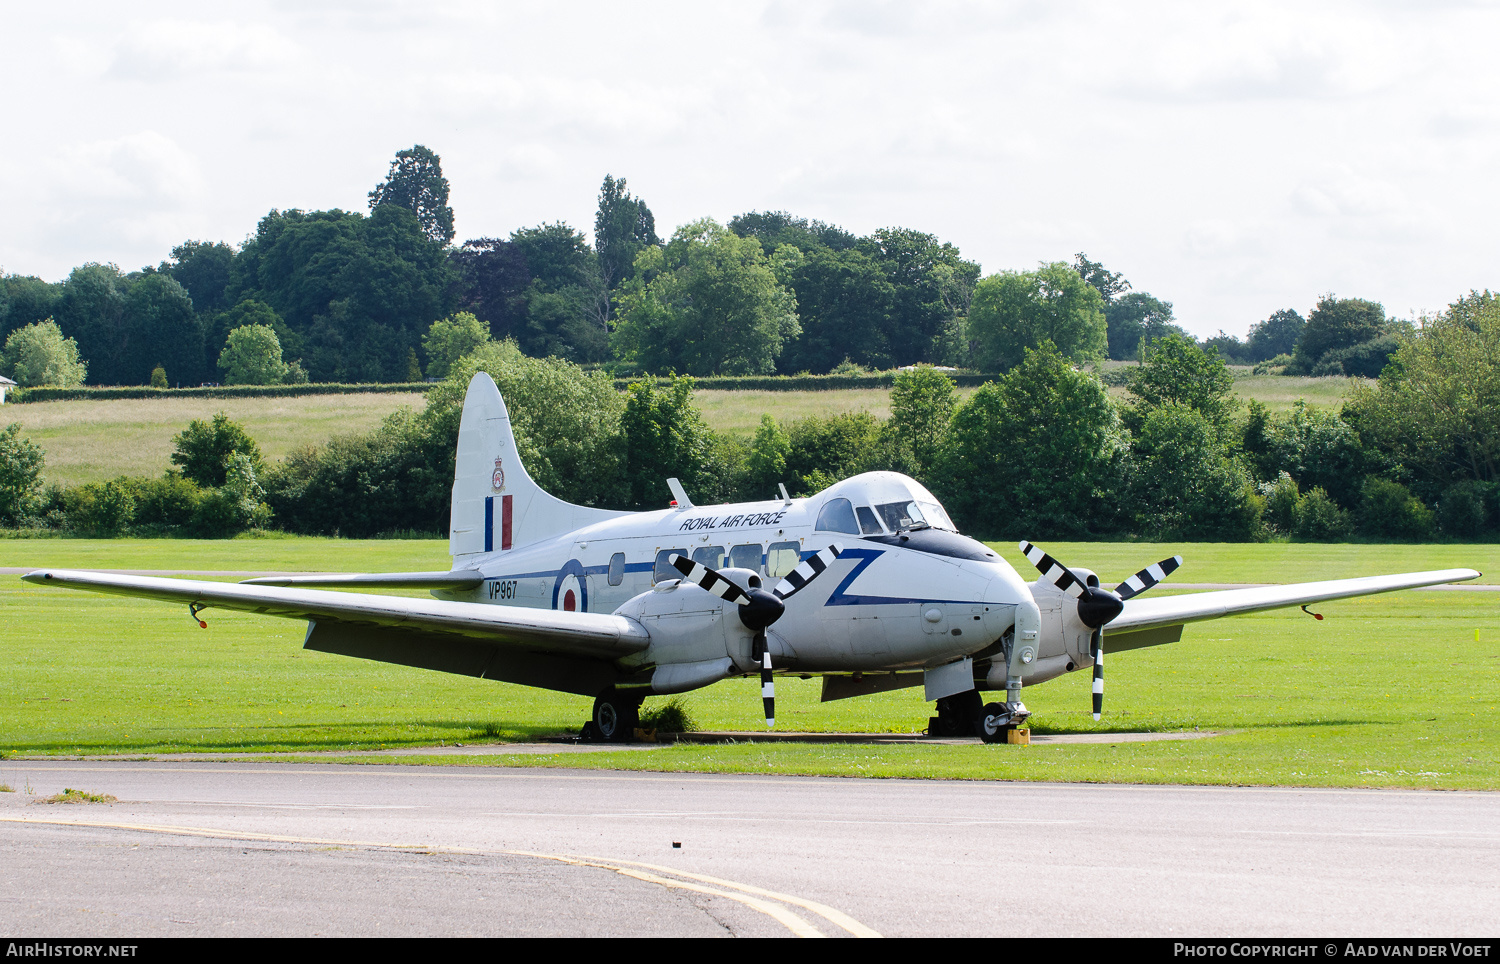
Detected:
[{"left": 1077, "top": 586, "right": 1124, "bottom": 628}]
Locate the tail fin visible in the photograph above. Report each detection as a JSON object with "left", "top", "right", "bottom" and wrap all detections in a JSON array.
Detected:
[{"left": 449, "top": 372, "right": 627, "bottom": 562}]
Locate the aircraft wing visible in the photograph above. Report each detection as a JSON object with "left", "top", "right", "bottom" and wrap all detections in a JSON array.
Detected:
[
  {"left": 1109, "top": 568, "right": 1482, "bottom": 636},
  {"left": 21, "top": 569, "right": 648, "bottom": 662},
  {"left": 240, "top": 570, "right": 484, "bottom": 590}
]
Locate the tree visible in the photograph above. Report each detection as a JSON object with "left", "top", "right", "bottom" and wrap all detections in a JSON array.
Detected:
[
  {"left": 1293, "top": 295, "right": 1387, "bottom": 372},
  {"left": 887, "top": 366, "right": 957, "bottom": 478},
  {"left": 775, "top": 245, "right": 897, "bottom": 374},
  {"left": 171, "top": 413, "right": 263, "bottom": 488},
  {"left": 1247, "top": 309, "right": 1304, "bottom": 361},
  {"left": 594, "top": 175, "right": 660, "bottom": 294},
  {"left": 745, "top": 414, "right": 791, "bottom": 498},
  {"left": 123, "top": 273, "right": 204, "bottom": 385},
  {"left": 0, "top": 274, "right": 63, "bottom": 342},
  {"left": 1128, "top": 404, "right": 1263, "bottom": 541},
  {"left": 619, "top": 376, "right": 716, "bottom": 508},
  {"left": 219, "top": 324, "right": 289, "bottom": 385},
  {"left": 0, "top": 423, "right": 45, "bottom": 524},
  {"left": 160, "top": 240, "right": 235, "bottom": 314},
  {"left": 2, "top": 319, "right": 87, "bottom": 387},
  {"left": 1345, "top": 295, "right": 1500, "bottom": 500},
  {"left": 510, "top": 223, "right": 609, "bottom": 362},
  {"left": 1125, "top": 333, "right": 1237, "bottom": 439},
  {"left": 422, "top": 311, "right": 490, "bottom": 379},
  {"left": 1242, "top": 400, "right": 1367, "bottom": 509},
  {"left": 1104, "top": 292, "right": 1182, "bottom": 360},
  {"left": 449, "top": 238, "right": 531, "bottom": 342},
  {"left": 935, "top": 342, "right": 1125, "bottom": 539},
  {"left": 865, "top": 228, "right": 979, "bottom": 367},
  {"left": 368, "top": 144, "right": 455, "bottom": 244},
  {"left": 1072, "top": 252, "right": 1131, "bottom": 302},
  {"left": 612, "top": 219, "right": 800, "bottom": 375},
  {"left": 229, "top": 206, "right": 454, "bottom": 382},
  {"left": 966, "top": 263, "right": 1107, "bottom": 371},
  {"left": 54, "top": 263, "right": 126, "bottom": 385}
]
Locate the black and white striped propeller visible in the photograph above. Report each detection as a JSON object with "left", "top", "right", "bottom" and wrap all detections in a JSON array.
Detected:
[
  {"left": 1019, "top": 541, "right": 1182, "bottom": 721},
  {"left": 670, "top": 545, "right": 844, "bottom": 727}
]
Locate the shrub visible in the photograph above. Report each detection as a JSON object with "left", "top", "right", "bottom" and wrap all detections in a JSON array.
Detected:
[
  {"left": 170, "top": 413, "right": 263, "bottom": 488},
  {"left": 1437, "top": 481, "right": 1492, "bottom": 538},
  {"left": 1357, "top": 477, "right": 1435, "bottom": 540},
  {"left": 1259, "top": 471, "right": 1301, "bottom": 535},
  {"left": 1292, "top": 487, "right": 1352, "bottom": 541},
  {"left": 68, "top": 478, "right": 136, "bottom": 535},
  {"left": 149, "top": 366, "right": 168, "bottom": 389},
  {"left": 0, "top": 423, "right": 45, "bottom": 525}
]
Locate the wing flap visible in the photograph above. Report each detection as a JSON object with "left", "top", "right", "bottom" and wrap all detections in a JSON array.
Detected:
[
  {"left": 1110, "top": 568, "right": 1481, "bottom": 634},
  {"left": 23, "top": 569, "right": 648, "bottom": 661},
  {"left": 241, "top": 570, "right": 484, "bottom": 590}
]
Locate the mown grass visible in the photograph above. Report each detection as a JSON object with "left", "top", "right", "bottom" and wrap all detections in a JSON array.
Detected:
[{"left": 1, "top": 539, "right": 1495, "bottom": 788}]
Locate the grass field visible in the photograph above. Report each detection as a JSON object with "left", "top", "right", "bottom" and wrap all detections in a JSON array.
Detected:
[
  {"left": 2, "top": 393, "right": 423, "bottom": 486},
  {"left": 2, "top": 538, "right": 1495, "bottom": 789},
  {"left": 3, "top": 374, "right": 1363, "bottom": 484}
]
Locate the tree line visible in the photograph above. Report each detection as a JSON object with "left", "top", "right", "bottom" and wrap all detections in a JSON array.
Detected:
[
  {"left": 0, "top": 145, "right": 1412, "bottom": 390},
  {"left": 4, "top": 290, "right": 1498, "bottom": 542}
]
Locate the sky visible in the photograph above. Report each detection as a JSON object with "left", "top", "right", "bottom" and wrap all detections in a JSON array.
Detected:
[{"left": 3, "top": 0, "right": 1498, "bottom": 339}]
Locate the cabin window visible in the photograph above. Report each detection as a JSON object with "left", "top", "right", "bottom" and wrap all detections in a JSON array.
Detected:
[
  {"left": 814, "top": 498, "right": 860, "bottom": 535},
  {"left": 692, "top": 545, "right": 725, "bottom": 569},
  {"left": 653, "top": 549, "right": 687, "bottom": 584},
  {"left": 608, "top": 552, "right": 625, "bottom": 586},
  {"left": 729, "top": 543, "right": 763, "bottom": 572},
  {"left": 767, "top": 541, "right": 802, "bottom": 578},
  {"left": 856, "top": 505, "right": 883, "bottom": 534}
]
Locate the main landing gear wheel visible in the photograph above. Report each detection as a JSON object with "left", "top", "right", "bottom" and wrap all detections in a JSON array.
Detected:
[
  {"left": 587, "top": 689, "right": 641, "bottom": 743},
  {"left": 929, "top": 690, "right": 984, "bottom": 737}
]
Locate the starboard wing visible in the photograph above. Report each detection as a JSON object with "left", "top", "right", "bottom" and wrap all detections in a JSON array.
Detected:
[
  {"left": 1108, "top": 568, "right": 1481, "bottom": 636},
  {"left": 240, "top": 570, "right": 484, "bottom": 590}
]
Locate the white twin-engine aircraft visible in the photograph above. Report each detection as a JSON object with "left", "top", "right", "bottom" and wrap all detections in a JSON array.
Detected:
[{"left": 25, "top": 373, "right": 1481, "bottom": 742}]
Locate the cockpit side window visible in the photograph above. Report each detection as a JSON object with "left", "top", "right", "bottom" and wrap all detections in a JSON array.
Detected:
[
  {"left": 856, "top": 505, "right": 883, "bottom": 534},
  {"left": 815, "top": 498, "right": 860, "bottom": 534}
]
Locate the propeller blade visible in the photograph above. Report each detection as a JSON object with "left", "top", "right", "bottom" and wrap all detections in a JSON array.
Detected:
[
  {"left": 1091, "top": 628, "right": 1104, "bottom": 721},
  {"left": 668, "top": 554, "right": 751, "bottom": 605},
  {"left": 1114, "top": 555, "right": 1184, "bottom": 601},
  {"left": 1018, "top": 541, "right": 1086, "bottom": 598},
  {"left": 772, "top": 544, "right": 844, "bottom": 600},
  {"left": 753, "top": 632, "right": 775, "bottom": 727}
]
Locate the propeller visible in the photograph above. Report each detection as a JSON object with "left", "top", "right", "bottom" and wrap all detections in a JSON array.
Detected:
[
  {"left": 670, "top": 544, "right": 844, "bottom": 727},
  {"left": 1019, "top": 541, "right": 1183, "bottom": 720}
]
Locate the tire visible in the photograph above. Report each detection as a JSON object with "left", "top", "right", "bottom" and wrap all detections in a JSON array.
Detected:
[
  {"left": 592, "top": 690, "right": 640, "bottom": 743},
  {"left": 977, "top": 702, "right": 1010, "bottom": 744}
]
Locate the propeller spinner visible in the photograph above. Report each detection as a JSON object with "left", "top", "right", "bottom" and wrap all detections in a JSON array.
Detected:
[
  {"left": 1019, "top": 541, "right": 1182, "bottom": 720},
  {"left": 670, "top": 545, "right": 844, "bottom": 728}
]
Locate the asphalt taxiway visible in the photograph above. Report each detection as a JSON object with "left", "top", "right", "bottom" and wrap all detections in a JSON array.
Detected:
[{"left": 1, "top": 760, "right": 1496, "bottom": 937}]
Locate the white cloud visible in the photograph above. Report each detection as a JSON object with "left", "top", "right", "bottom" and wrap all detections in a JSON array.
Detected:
[{"left": 108, "top": 19, "right": 297, "bottom": 80}]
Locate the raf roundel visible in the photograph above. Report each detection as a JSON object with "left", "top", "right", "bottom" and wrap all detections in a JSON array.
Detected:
[{"left": 491, "top": 457, "right": 505, "bottom": 492}]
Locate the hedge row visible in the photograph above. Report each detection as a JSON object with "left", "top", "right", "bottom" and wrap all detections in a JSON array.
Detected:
[
  {"left": 12, "top": 382, "right": 434, "bottom": 402},
  {"left": 9, "top": 374, "right": 1011, "bottom": 402},
  {"left": 609, "top": 372, "right": 1000, "bottom": 391}
]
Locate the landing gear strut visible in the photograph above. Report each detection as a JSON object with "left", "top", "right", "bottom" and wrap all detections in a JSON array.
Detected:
[{"left": 581, "top": 688, "right": 641, "bottom": 743}]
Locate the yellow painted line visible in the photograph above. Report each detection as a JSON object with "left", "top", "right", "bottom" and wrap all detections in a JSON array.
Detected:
[
  {"left": 556, "top": 853, "right": 881, "bottom": 938},
  {"left": 0, "top": 815, "right": 876, "bottom": 937}
]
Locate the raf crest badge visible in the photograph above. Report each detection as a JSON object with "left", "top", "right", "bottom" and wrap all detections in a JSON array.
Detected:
[{"left": 491, "top": 457, "right": 506, "bottom": 492}]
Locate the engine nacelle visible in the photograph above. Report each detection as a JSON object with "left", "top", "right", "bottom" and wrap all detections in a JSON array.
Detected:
[{"left": 612, "top": 576, "right": 759, "bottom": 692}]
